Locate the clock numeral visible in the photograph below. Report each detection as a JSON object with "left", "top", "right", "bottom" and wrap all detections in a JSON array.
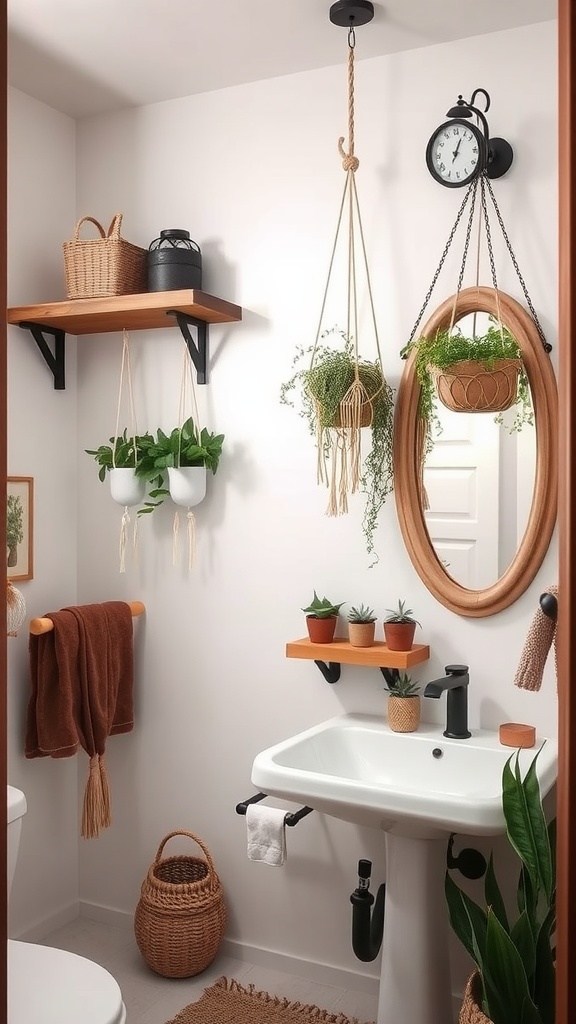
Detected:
[
  {"left": 439, "top": 162, "right": 446, "bottom": 172},
  {"left": 473, "top": 145, "right": 478, "bottom": 154}
]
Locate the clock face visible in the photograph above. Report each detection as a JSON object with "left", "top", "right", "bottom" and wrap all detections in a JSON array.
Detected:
[{"left": 426, "top": 119, "right": 487, "bottom": 188}]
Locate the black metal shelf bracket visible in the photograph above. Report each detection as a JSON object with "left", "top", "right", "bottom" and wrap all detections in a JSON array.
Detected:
[
  {"left": 18, "top": 321, "right": 66, "bottom": 390},
  {"left": 380, "top": 667, "right": 401, "bottom": 687},
  {"left": 167, "top": 310, "right": 208, "bottom": 384},
  {"left": 314, "top": 660, "right": 341, "bottom": 684}
]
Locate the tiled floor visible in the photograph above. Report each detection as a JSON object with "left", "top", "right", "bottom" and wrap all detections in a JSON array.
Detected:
[{"left": 39, "top": 917, "right": 379, "bottom": 1023}]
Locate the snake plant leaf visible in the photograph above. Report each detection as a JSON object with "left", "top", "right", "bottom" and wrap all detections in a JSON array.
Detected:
[
  {"left": 484, "top": 852, "right": 509, "bottom": 932},
  {"left": 444, "top": 871, "right": 487, "bottom": 965},
  {"left": 509, "top": 909, "right": 536, "bottom": 981},
  {"left": 503, "top": 750, "right": 553, "bottom": 903},
  {"left": 532, "top": 902, "right": 556, "bottom": 1024},
  {"left": 482, "top": 908, "right": 539, "bottom": 1024}
]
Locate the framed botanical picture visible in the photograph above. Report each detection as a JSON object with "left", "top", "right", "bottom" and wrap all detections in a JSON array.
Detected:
[{"left": 7, "top": 477, "right": 34, "bottom": 581}]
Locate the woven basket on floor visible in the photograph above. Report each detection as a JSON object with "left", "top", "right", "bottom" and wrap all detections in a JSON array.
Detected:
[
  {"left": 63, "top": 213, "right": 147, "bottom": 299},
  {"left": 432, "top": 358, "right": 522, "bottom": 414},
  {"left": 134, "top": 830, "right": 227, "bottom": 978},
  {"left": 459, "top": 972, "right": 493, "bottom": 1023}
]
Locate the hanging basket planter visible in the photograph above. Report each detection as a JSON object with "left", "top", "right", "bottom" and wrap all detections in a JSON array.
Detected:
[
  {"left": 431, "top": 356, "right": 522, "bottom": 414},
  {"left": 167, "top": 466, "right": 207, "bottom": 507},
  {"left": 109, "top": 467, "right": 146, "bottom": 507}
]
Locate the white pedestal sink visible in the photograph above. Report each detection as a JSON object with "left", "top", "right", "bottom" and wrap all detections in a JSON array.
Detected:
[{"left": 251, "top": 713, "right": 557, "bottom": 1024}]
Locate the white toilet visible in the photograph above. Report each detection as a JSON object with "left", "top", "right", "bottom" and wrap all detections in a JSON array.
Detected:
[{"left": 7, "top": 785, "right": 127, "bottom": 1024}]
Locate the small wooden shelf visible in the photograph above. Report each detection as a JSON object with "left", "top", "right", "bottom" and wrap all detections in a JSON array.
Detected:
[
  {"left": 286, "top": 637, "right": 430, "bottom": 669},
  {"left": 6, "top": 289, "right": 242, "bottom": 335},
  {"left": 6, "top": 289, "right": 242, "bottom": 389}
]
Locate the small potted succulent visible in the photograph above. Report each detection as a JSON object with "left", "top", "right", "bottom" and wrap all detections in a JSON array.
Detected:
[
  {"left": 302, "top": 591, "right": 344, "bottom": 644},
  {"left": 384, "top": 672, "right": 421, "bottom": 732},
  {"left": 383, "top": 600, "right": 421, "bottom": 652},
  {"left": 347, "top": 604, "right": 377, "bottom": 648}
]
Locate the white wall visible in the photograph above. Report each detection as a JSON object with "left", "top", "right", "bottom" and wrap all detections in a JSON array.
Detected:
[
  {"left": 7, "top": 87, "right": 79, "bottom": 935},
  {"left": 8, "top": 17, "right": 558, "bottom": 999}
]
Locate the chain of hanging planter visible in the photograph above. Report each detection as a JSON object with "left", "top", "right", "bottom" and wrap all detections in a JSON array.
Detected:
[
  {"left": 403, "top": 169, "right": 551, "bottom": 499},
  {"left": 280, "top": 1, "right": 394, "bottom": 564}
]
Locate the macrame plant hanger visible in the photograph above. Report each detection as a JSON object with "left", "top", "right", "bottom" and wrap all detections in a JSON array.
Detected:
[
  {"left": 172, "top": 339, "right": 202, "bottom": 570},
  {"left": 112, "top": 328, "right": 140, "bottom": 573},
  {"left": 312, "top": 1, "right": 389, "bottom": 516}
]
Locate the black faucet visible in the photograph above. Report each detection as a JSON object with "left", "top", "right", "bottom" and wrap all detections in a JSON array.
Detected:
[{"left": 423, "top": 664, "right": 471, "bottom": 739}]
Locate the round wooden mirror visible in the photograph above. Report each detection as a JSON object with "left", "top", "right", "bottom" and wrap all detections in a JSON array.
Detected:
[{"left": 394, "top": 287, "right": 558, "bottom": 617}]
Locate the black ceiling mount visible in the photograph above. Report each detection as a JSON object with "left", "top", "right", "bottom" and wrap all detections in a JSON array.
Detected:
[{"left": 329, "top": 0, "right": 374, "bottom": 28}]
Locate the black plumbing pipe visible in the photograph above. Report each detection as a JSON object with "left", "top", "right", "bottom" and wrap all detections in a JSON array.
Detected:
[{"left": 350, "top": 859, "right": 386, "bottom": 962}]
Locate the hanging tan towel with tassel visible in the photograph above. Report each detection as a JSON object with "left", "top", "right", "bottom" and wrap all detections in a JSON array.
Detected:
[
  {"left": 514, "top": 584, "right": 558, "bottom": 691},
  {"left": 25, "top": 601, "right": 134, "bottom": 838}
]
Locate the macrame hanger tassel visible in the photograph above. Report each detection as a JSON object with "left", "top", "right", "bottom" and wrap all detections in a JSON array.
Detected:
[
  {"left": 172, "top": 511, "right": 180, "bottom": 566},
  {"left": 119, "top": 506, "right": 130, "bottom": 574},
  {"left": 187, "top": 509, "right": 196, "bottom": 570}
]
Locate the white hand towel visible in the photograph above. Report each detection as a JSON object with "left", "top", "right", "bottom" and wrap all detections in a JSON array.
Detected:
[{"left": 246, "top": 804, "right": 287, "bottom": 866}]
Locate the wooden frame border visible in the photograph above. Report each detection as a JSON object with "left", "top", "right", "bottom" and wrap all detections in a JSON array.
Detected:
[
  {"left": 6, "top": 476, "right": 33, "bottom": 581},
  {"left": 556, "top": 0, "right": 575, "bottom": 1019},
  {"left": 394, "top": 286, "right": 558, "bottom": 616}
]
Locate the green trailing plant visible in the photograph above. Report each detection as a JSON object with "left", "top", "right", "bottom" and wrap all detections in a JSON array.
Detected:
[
  {"left": 445, "top": 748, "right": 556, "bottom": 1024},
  {"left": 85, "top": 429, "right": 169, "bottom": 517},
  {"left": 384, "top": 600, "right": 421, "bottom": 626},
  {"left": 384, "top": 671, "right": 419, "bottom": 697},
  {"left": 347, "top": 604, "right": 376, "bottom": 624},
  {"left": 403, "top": 319, "right": 533, "bottom": 446},
  {"left": 134, "top": 418, "right": 224, "bottom": 515},
  {"left": 302, "top": 591, "right": 344, "bottom": 619},
  {"left": 6, "top": 494, "right": 24, "bottom": 550},
  {"left": 280, "top": 328, "right": 395, "bottom": 564},
  {"left": 85, "top": 428, "right": 142, "bottom": 481}
]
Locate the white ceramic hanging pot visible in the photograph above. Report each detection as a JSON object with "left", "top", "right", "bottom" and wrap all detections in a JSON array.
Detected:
[
  {"left": 109, "top": 468, "right": 146, "bottom": 507},
  {"left": 168, "top": 466, "right": 207, "bottom": 507}
]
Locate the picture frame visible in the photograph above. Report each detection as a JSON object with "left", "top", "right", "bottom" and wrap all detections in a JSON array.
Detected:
[{"left": 6, "top": 476, "right": 34, "bottom": 581}]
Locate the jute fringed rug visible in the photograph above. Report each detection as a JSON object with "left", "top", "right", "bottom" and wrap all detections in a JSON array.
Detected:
[{"left": 165, "top": 976, "right": 367, "bottom": 1024}]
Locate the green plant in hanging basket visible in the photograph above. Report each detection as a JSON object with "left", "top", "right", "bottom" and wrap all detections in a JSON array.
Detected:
[
  {"left": 280, "top": 328, "right": 394, "bottom": 563},
  {"left": 134, "top": 418, "right": 224, "bottom": 515},
  {"left": 404, "top": 319, "right": 533, "bottom": 447}
]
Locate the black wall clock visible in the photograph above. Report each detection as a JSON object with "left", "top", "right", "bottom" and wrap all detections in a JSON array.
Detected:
[
  {"left": 426, "top": 90, "right": 513, "bottom": 188},
  {"left": 426, "top": 118, "right": 488, "bottom": 188}
]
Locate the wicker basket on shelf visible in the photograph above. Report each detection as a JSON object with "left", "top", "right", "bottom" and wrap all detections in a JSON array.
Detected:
[
  {"left": 134, "top": 830, "right": 227, "bottom": 978},
  {"left": 63, "top": 213, "right": 147, "bottom": 299}
]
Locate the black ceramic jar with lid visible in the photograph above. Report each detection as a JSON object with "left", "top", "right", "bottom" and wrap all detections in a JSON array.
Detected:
[{"left": 147, "top": 229, "right": 202, "bottom": 291}]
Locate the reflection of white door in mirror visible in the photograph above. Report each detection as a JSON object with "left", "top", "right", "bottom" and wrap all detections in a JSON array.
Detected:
[
  {"left": 394, "top": 287, "right": 557, "bottom": 617},
  {"left": 422, "top": 403, "right": 536, "bottom": 589}
]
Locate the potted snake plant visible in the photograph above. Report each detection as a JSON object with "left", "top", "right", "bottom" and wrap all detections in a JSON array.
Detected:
[{"left": 446, "top": 747, "right": 555, "bottom": 1024}]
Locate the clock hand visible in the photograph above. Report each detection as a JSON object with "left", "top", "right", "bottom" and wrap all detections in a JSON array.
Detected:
[{"left": 452, "top": 137, "right": 463, "bottom": 163}]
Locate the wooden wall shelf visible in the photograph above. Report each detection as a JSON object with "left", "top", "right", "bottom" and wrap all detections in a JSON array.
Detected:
[
  {"left": 6, "top": 289, "right": 243, "bottom": 389},
  {"left": 286, "top": 637, "right": 430, "bottom": 683}
]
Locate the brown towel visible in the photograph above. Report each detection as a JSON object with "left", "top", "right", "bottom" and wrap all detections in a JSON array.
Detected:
[
  {"left": 26, "top": 601, "right": 134, "bottom": 838},
  {"left": 514, "top": 585, "right": 558, "bottom": 691}
]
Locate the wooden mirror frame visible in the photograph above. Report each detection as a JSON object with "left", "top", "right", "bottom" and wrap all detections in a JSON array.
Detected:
[{"left": 394, "top": 286, "right": 558, "bottom": 617}]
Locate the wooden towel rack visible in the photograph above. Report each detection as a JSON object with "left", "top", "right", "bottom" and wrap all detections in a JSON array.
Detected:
[{"left": 29, "top": 601, "right": 145, "bottom": 635}]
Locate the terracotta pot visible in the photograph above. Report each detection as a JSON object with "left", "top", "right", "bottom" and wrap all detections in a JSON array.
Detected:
[
  {"left": 306, "top": 615, "right": 337, "bottom": 644},
  {"left": 387, "top": 695, "right": 421, "bottom": 733},
  {"left": 348, "top": 621, "right": 376, "bottom": 648},
  {"left": 459, "top": 972, "right": 492, "bottom": 1024},
  {"left": 384, "top": 621, "right": 416, "bottom": 651}
]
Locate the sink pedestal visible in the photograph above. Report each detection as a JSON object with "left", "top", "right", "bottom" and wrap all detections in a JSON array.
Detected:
[{"left": 377, "top": 833, "right": 453, "bottom": 1024}]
